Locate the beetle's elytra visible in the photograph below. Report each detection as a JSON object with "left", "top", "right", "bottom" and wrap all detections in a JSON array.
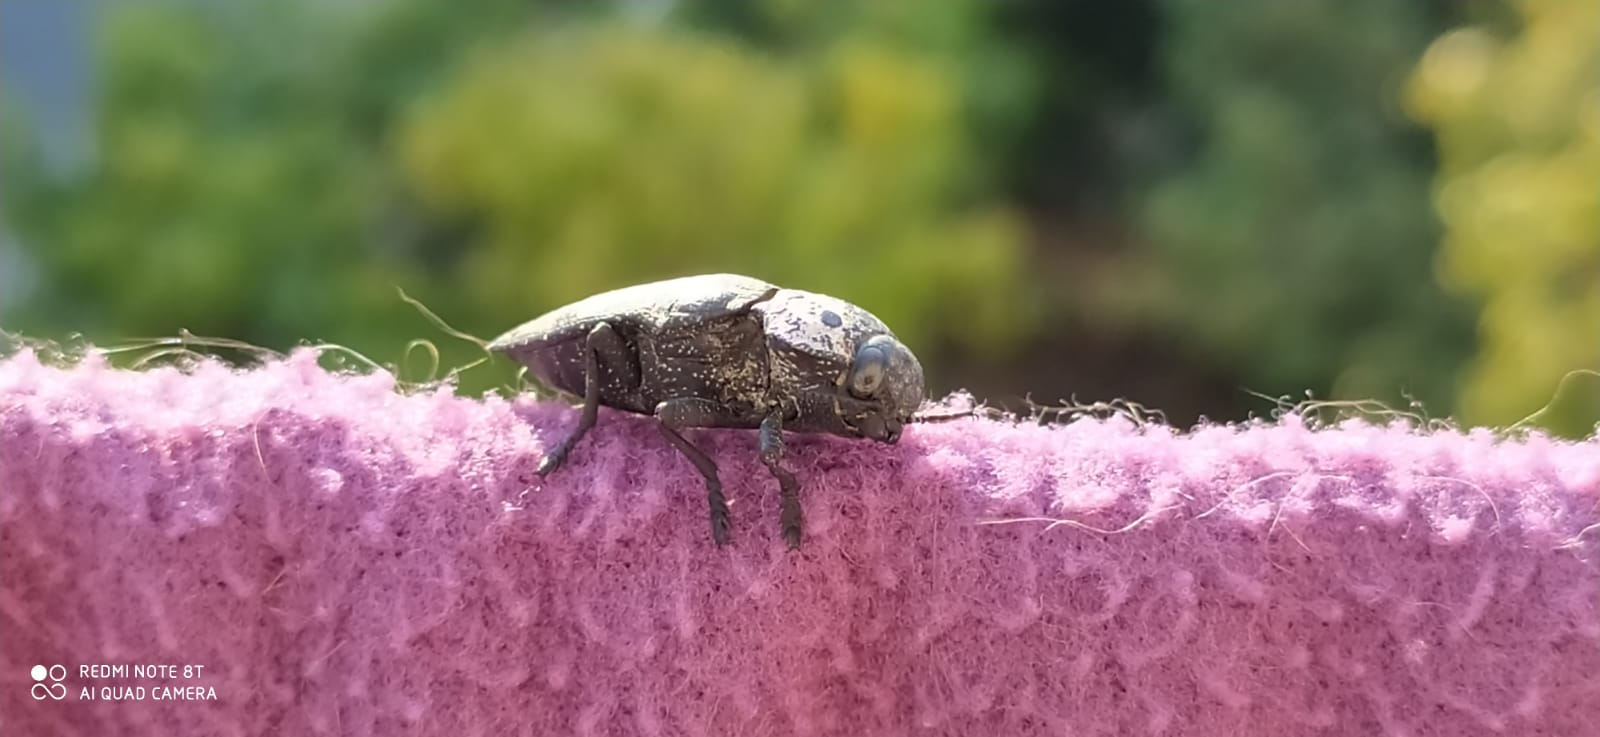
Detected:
[{"left": 490, "top": 273, "right": 925, "bottom": 549}]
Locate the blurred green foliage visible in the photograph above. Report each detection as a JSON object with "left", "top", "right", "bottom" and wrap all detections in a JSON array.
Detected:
[
  {"left": 1406, "top": 0, "right": 1600, "bottom": 437},
  {"left": 399, "top": 14, "right": 1029, "bottom": 363},
  {"left": 4, "top": 0, "right": 1029, "bottom": 394},
  {"left": 2, "top": 1, "right": 524, "bottom": 362},
  {"left": 1120, "top": 2, "right": 1476, "bottom": 414},
  {"left": 1, "top": 1, "right": 1589, "bottom": 432}
]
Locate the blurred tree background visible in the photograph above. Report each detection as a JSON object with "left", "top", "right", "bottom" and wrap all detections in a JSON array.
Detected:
[
  {"left": 1406, "top": 0, "right": 1599, "bottom": 437},
  {"left": 1, "top": 0, "right": 1594, "bottom": 436}
]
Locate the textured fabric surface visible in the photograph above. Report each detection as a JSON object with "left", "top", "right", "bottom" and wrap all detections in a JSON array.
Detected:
[{"left": 2, "top": 349, "right": 1597, "bottom": 737}]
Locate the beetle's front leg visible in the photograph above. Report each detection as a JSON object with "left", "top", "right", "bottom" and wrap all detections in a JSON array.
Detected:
[
  {"left": 656, "top": 398, "right": 733, "bottom": 546},
  {"left": 538, "top": 322, "right": 625, "bottom": 476},
  {"left": 760, "top": 412, "right": 802, "bottom": 550}
]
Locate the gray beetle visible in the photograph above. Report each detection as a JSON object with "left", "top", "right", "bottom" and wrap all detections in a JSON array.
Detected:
[{"left": 489, "top": 273, "right": 925, "bottom": 549}]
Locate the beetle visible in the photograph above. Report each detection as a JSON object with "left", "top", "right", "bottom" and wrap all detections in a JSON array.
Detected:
[{"left": 489, "top": 273, "right": 925, "bottom": 549}]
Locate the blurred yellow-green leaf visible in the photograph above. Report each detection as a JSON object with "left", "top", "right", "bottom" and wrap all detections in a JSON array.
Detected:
[{"left": 1407, "top": 0, "right": 1600, "bottom": 437}]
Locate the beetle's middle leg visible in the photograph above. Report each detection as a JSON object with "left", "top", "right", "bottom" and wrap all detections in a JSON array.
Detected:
[
  {"left": 759, "top": 412, "right": 802, "bottom": 550},
  {"left": 538, "top": 322, "right": 626, "bottom": 476},
  {"left": 656, "top": 398, "right": 732, "bottom": 546}
]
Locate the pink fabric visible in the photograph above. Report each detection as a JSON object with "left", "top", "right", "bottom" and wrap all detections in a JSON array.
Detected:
[{"left": 2, "top": 349, "right": 1597, "bottom": 737}]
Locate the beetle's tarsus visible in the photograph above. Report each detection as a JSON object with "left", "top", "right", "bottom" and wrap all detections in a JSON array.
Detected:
[
  {"left": 779, "top": 496, "right": 801, "bottom": 550},
  {"left": 760, "top": 413, "right": 802, "bottom": 550},
  {"left": 536, "top": 450, "right": 566, "bottom": 476},
  {"left": 708, "top": 482, "right": 731, "bottom": 546}
]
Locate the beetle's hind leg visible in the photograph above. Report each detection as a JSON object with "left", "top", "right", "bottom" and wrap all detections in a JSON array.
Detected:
[
  {"left": 538, "top": 322, "right": 625, "bottom": 476},
  {"left": 759, "top": 412, "right": 802, "bottom": 550},
  {"left": 656, "top": 398, "right": 732, "bottom": 546}
]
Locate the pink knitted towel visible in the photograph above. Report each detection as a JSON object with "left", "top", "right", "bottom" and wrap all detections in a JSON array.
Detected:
[{"left": 2, "top": 349, "right": 1597, "bottom": 736}]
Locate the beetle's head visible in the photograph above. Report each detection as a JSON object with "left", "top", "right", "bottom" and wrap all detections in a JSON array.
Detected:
[{"left": 835, "top": 334, "right": 925, "bottom": 444}]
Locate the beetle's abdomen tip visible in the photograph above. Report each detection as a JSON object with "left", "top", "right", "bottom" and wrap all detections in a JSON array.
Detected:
[{"left": 486, "top": 331, "right": 533, "bottom": 356}]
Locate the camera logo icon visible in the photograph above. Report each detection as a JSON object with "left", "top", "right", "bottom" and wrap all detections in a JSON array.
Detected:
[{"left": 31, "top": 664, "right": 66, "bottom": 701}]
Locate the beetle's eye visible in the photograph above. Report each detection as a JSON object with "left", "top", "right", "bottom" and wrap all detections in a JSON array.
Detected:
[{"left": 848, "top": 346, "right": 886, "bottom": 398}]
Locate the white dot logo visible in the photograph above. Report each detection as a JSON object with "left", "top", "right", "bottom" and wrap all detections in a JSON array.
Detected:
[{"left": 30, "top": 664, "right": 66, "bottom": 701}]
